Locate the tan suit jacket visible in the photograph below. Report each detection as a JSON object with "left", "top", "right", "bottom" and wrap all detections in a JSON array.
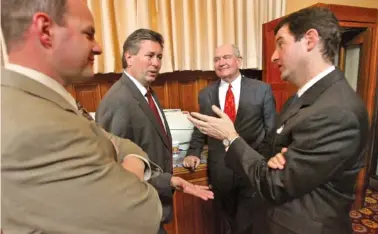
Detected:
[{"left": 1, "top": 68, "right": 162, "bottom": 234}]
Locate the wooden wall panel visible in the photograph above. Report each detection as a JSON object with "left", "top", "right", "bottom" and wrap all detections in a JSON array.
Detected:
[
  {"left": 74, "top": 84, "right": 101, "bottom": 112},
  {"left": 67, "top": 69, "right": 262, "bottom": 113}
]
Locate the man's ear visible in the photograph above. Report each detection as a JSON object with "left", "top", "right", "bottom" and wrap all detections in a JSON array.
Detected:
[
  {"left": 304, "top": 28, "right": 320, "bottom": 52},
  {"left": 125, "top": 51, "right": 133, "bottom": 67},
  {"left": 237, "top": 56, "right": 243, "bottom": 69},
  {"left": 32, "top": 12, "right": 54, "bottom": 48}
]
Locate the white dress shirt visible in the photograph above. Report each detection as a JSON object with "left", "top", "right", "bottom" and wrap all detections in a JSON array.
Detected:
[
  {"left": 5, "top": 63, "right": 78, "bottom": 110},
  {"left": 219, "top": 74, "right": 242, "bottom": 111},
  {"left": 297, "top": 66, "right": 335, "bottom": 97},
  {"left": 124, "top": 70, "right": 167, "bottom": 132}
]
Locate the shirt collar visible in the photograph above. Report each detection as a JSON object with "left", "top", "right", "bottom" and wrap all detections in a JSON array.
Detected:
[
  {"left": 297, "top": 66, "right": 335, "bottom": 97},
  {"left": 220, "top": 73, "right": 242, "bottom": 89},
  {"left": 5, "top": 63, "right": 78, "bottom": 110},
  {"left": 124, "top": 70, "right": 148, "bottom": 96}
]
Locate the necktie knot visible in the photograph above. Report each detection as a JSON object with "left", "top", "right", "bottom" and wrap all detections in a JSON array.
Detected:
[{"left": 145, "top": 89, "right": 152, "bottom": 97}]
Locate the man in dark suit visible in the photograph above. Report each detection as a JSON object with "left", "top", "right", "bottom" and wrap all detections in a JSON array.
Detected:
[
  {"left": 183, "top": 44, "right": 276, "bottom": 234},
  {"left": 96, "top": 28, "right": 213, "bottom": 234},
  {"left": 188, "top": 7, "right": 369, "bottom": 234}
]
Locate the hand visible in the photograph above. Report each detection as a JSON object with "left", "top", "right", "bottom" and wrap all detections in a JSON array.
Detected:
[
  {"left": 171, "top": 176, "right": 214, "bottom": 201},
  {"left": 267, "top": 148, "right": 288, "bottom": 170},
  {"left": 188, "top": 105, "right": 238, "bottom": 141},
  {"left": 122, "top": 155, "right": 145, "bottom": 180},
  {"left": 183, "top": 156, "right": 201, "bottom": 170}
]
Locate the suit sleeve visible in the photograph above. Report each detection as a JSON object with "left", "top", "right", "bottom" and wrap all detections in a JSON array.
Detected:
[
  {"left": 225, "top": 107, "right": 363, "bottom": 205},
  {"left": 186, "top": 93, "right": 207, "bottom": 158},
  {"left": 258, "top": 85, "right": 277, "bottom": 157},
  {"left": 96, "top": 101, "right": 173, "bottom": 204},
  {"left": 262, "top": 85, "right": 276, "bottom": 135},
  {"left": 6, "top": 119, "right": 162, "bottom": 234}
]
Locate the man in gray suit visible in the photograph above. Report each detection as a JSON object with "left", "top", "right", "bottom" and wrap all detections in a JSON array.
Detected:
[
  {"left": 96, "top": 28, "right": 214, "bottom": 234},
  {"left": 1, "top": 0, "right": 163, "bottom": 233},
  {"left": 184, "top": 44, "right": 276, "bottom": 234},
  {"left": 188, "top": 7, "right": 369, "bottom": 234}
]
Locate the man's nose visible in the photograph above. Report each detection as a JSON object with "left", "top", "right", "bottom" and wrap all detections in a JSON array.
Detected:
[
  {"left": 271, "top": 50, "right": 278, "bottom": 63},
  {"left": 93, "top": 40, "right": 102, "bottom": 55}
]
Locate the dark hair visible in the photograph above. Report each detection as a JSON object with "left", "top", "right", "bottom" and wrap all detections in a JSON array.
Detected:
[
  {"left": 121, "top": 28, "right": 164, "bottom": 68},
  {"left": 1, "top": 0, "right": 67, "bottom": 51},
  {"left": 274, "top": 7, "right": 341, "bottom": 63}
]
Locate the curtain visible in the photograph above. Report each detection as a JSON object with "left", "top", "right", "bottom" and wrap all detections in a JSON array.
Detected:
[
  {"left": 1, "top": 1, "right": 286, "bottom": 71},
  {"left": 88, "top": 0, "right": 285, "bottom": 73}
]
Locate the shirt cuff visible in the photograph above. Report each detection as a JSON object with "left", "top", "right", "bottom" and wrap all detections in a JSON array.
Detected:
[{"left": 123, "top": 154, "right": 152, "bottom": 181}]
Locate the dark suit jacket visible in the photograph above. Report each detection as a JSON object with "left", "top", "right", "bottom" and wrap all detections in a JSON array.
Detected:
[
  {"left": 225, "top": 69, "right": 369, "bottom": 234},
  {"left": 96, "top": 73, "right": 174, "bottom": 223},
  {"left": 186, "top": 76, "right": 276, "bottom": 193}
]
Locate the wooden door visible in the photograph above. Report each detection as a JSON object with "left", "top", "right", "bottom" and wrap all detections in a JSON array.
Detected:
[{"left": 262, "top": 17, "right": 296, "bottom": 112}]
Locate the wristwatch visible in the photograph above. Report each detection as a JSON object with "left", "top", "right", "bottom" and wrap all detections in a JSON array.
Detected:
[
  {"left": 222, "top": 138, "right": 231, "bottom": 148},
  {"left": 222, "top": 135, "right": 239, "bottom": 148}
]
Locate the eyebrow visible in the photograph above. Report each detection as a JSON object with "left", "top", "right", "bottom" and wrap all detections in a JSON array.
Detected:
[
  {"left": 82, "top": 26, "right": 95, "bottom": 35},
  {"left": 275, "top": 36, "right": 283, "bottom": 43}
]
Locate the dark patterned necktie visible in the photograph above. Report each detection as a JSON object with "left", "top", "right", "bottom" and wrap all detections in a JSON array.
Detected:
[
  {"left": 145, "top": 90, "right": 167, "bottom": 136},
  {"left": 224, "top": 84, "right": 236, "bottom": 122},
  {"left": 76, "top": 101, "right": 94, "bottom": 121}
]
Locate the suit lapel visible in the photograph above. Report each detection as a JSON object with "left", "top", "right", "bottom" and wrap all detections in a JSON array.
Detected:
[
  {"left": 1, "top": 68, "right": 79, "bottom": 115},
  {"left": 234, "top": 76, "right": 247, "bottom": 128},
  {"left": 151, "top": 89, "right": 172, "bottom": 150},
  {"left": 121, "top": 74, "right": 171, "bottom": 150},
  {"left": 278, "top": 68, "right": 344, "bottom": 126},
  {"left": 208, "top": 80, "right": 221, "bottom": 115}
]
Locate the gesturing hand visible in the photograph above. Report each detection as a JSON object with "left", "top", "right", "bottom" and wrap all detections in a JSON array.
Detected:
[
  {"left": 171, "top": 176, "right": 214, "bottom": 200},
  {"left": 188, "top": 105, "right": 237, "bottom": 141}
]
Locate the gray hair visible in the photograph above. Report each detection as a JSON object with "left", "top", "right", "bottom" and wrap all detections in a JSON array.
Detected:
[
  {"left": 122, "top": 28, "right": 164, "bottom": 68},
  {"left": 1, "top": 0, "right": 67, "bottom": 51},
  {"left": 231, "top": 44, "right": 242, "bottom": 58}
]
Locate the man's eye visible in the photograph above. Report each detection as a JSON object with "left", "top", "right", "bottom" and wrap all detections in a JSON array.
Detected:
[{"left": 86, "top": 33, "right": 94, "bottom": 40}]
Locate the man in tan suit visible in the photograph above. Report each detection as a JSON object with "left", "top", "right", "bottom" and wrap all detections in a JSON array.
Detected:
[{"left": 1, "top": 0, "right": 163, "bottom": 233}]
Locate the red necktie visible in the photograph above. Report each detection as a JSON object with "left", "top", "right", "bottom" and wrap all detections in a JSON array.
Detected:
[
  {"left": 224, "top": 84, "right": 236, "bottom": 122},
  {"left": 146, "top": 90, "right": 167, "bottom": 136}
]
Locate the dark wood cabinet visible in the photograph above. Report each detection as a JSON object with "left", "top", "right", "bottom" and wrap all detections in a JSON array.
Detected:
[{"left": 165, "top": 165, "right": 220, "bottom": 234}]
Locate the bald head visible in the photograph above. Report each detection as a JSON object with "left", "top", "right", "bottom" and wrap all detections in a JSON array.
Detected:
[
  {"left": 2, "top": 0, "right": 102, "bottom": 85},
  {"left": 213, "top": 44, "right": 242, "bottom": 82}
]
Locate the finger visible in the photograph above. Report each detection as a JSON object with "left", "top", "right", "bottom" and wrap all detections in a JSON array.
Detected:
[
  {"left": 187, "top": 115, "right": 206, "bottom": 129},
  {"left": 194, "top": 185, "right": 210, "bottom": 190},
  {"left": 281, "top": 147, "right": 288, "bottom": 154},
  {"left": 195, "top": 159, "right": 200, "bottom": 169},
  {"left": 190, "top": 112, "right": 215, "bottom": 123},
  {"left": 276, "top": 153, "right": 286, "bottom": 166},
  {"left": 211, "top": 105, "right": 228, "bottom": 119},
  {"left": 183, "top": 159, "right": 188, "bottom": 167},
  {"left": 270, "top": 157, "right": 283, "bottom": 169},
  {"left": 267, "top": 159, "right": 278, "bottom": 169}
]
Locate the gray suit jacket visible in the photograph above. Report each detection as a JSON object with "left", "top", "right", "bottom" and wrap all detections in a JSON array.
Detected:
[
  {"left": 96, "top": 73, "right": 174, "bottom": 223},
  {"left": 1, "top": 68, "right": 162, "bottom": 234},
  {"left": 186, "top": 76, "right": 276, "bottom": 193},
  {"left": 225, "top": 69, "right": 369, "bottom": 234}
]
